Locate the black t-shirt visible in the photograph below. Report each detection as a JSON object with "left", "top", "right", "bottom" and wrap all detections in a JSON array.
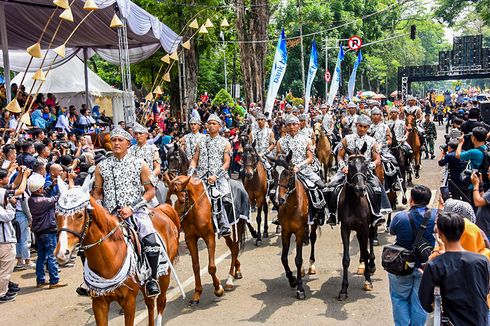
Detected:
[{"left": 419, "top": 251, "right": 490, "bottom": 326}]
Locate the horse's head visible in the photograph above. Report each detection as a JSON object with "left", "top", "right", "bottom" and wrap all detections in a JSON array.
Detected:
[
  {"left": 346, "top": 143, "right": 369, "bottom": 196},
  {"left": 274, "top": 151, "right": 294, "bottom": 206},
  {"left": 166, "top": 175, "right": 192, "bottom": 212},
  {"left": 242, "top": 141, "right": 259, "bottom": 179},
  {"left": 406, "top": 115, "right": 416, "bottom": 129},
  {"left": 55, "top": 176, "right": 93, "bottom": 265},
  {"left": 167, "top": 143, "right": 186, "bottom": 178}
]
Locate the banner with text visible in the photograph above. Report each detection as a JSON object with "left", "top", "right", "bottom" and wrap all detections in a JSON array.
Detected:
[
  {"left": 304, "top": 40, "right": 318, "bottom": 112},
  {"left": 327, "top": 45, "right": 345, "bottom": 105},
  {"left": 347, "top": 50, "right": 362, "bottom": 100},
  {"left": 265, "top": 29, "right": 288, "bottom": 117}
]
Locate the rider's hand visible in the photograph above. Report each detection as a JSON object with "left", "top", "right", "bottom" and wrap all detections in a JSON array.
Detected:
[
  {"left": 341, "top": 167, "right": 348, "bottom": 174},
  {"left": 119, "top": 206, "right": 133, "bottom": 219},
  {"left": 293, "top": 166, "right": 300, "bottom": 173},
  {"left": 207, "top": 175, "right": 217, "bottom": 185}
]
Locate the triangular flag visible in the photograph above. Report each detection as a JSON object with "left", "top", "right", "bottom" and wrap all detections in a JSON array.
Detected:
[
  {"left": 170, "top": 52, "right": 179, "bottom": 61},
  {"left": 204, "top": 18, "right": 214, "bottom": 28},
  {"left": 198, "top": 25, "right": 208, "bottom": 34},
  {"left": 189, "top": 19, "right": 199, "bottom": 29},
  {"left": 161, "top": 54, "right": 170, "bottom": 64}
]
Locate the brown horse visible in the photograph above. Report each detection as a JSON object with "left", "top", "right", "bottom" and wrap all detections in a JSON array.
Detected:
[
  {"left": 314, "top": 122, "right": 333, "bottom": 181},
  {"left": 166, "top": 175, "right": 246, "bottom": 306},
  {"left": 55, "top": 181, "right": 179, "bottom": 326},
  {"left": 242, "top": 141, "right": 269, "bottom": 246},
  {"left": 337, "top": 144, "right": 376, "bottom": 301},
  {"left": 406, "top": 115, "right": 421, "bottom": 183},
  {"left": 164, "top": 143, "right": 190, "bottom": 182},
  {"left": 272, "top": 151, "right": 319, "bottom": 300},
  {"left": 89, "top": 132, "right": 112, "bottom": 151}
]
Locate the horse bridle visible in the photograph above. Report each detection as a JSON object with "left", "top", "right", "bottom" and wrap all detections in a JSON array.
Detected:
[
  {"left": 167, "top": 151, "right": 184, "bottom": 176},
  {"left": 242, "top": 148, "right": 259, "bottom": 173},
  {"left": 345, "top": 155, "right": 368, "bottom": 188},
  {"left": 277, "top": 165, "right": 296, "bottom": 199}
]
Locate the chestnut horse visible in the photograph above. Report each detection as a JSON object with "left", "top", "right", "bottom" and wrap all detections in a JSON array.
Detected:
[
  {"left": 406, "top": 115, "right": 421, "bottom": 183},
  {"left": 337, "top": 144, "right": 376, "bottom": 301},
  {"left": 314, "top": 122, "right": 333, "bottom": 181},
  {"left": 54, "top": 178, "right": 179, "bottom": 326},
  {"left": 166, "top": 176, "right": 246, "bottom": 306},
  {"left": 272, "top": 151, "right": 319, "bottom": 300},
  {"left": 89, "top": 132, "right": 112, "bottom": 151},
  {"left": 241, "top": 141, "right": 269, "bottom": 246}
]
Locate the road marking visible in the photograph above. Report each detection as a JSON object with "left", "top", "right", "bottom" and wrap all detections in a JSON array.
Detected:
[{"left": 110, "top": 249, "right": 232, "bottom": 325}]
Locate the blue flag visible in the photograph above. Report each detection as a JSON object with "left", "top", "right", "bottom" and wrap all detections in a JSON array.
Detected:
[
  {"left": 265, "top": 29, "right": 288, "bottom": 116},
  {"left": 348, "top": 50, "right": 362, "bottom": 100},
  {"left": 327, "top": 45, "right": 345, "bottom": 105},
  {"left": 304, "top": 40, "right": 318, "bottom": 112}
]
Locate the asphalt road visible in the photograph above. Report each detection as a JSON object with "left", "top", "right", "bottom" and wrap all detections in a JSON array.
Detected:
[{"left": 5, "top": 124, "right": 446, "bottom": 326}]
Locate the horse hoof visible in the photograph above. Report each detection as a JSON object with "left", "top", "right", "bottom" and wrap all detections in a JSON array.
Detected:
[
  {"left": 363, "top": 282, "right": 373, "bottom": 291},
  {"left": 263, "top": 231, "right": 269, "bottom": 238},
  {"left": 288, "top": 276, "right": 297, "bottom": 288},
  {"left": 224, "top": 284, "right": 234, "bottom": 292},
  {"left": 255, "top": 239, "right": 262, "bottom": 247},
  {"left": 308, "top": 266, "right": 317, "bottom": 275},
  {"left": 250, "top": 229, "right": 258, "bottom": 239},
  {"left": 338, "top": 293, "right": 348, "bottom": 301},
  {"left": 188, "top": 300, "right": 200, "bottom": 306},
  {"left": 296, "top": 290, "right": 306, "bottom": 300},
  {"left": 235, "top": 272, "right": 243, "bottom": 280},
  {"left": 373, "top": 239, "right": 379, "bottom": 246},
  {"left": 214, "top": 285, "right": 224, "bottom": 297}
]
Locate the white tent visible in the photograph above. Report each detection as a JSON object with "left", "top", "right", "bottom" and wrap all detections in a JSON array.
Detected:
[{"left": 12, "top": 58, "right": 125, "bottom": 124}]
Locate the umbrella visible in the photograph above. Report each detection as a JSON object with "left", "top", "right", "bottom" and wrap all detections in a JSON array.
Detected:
[
  {"left": 373, "top": 93, "right": 386, "bottom": 99},
  {"left": 390, "top": 90, "right": 399, "bottom": 97},
  {"left": 360, "top": 91, "right": 376, "bottom": 98}
]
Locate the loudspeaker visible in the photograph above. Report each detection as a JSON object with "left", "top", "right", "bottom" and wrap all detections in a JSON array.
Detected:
[{"left": 480, "top": 101, "right": 490, "bottom": 125}]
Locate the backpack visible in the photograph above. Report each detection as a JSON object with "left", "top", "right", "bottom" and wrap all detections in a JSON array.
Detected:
[
  {"left": 475, "top": 147, "right": 490, "bottom": 182},
  {"left": 382, "top": 209, "right": 433, "bottom": 275}
]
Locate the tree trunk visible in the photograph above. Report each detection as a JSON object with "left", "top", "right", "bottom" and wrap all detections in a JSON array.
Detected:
[{"left": 236, "top": 0, "right": 269, "bottom": 106}]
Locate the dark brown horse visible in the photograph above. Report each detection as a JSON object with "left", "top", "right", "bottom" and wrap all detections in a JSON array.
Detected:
[
  {"left": 337, "top": 144, "right": 376, "bottom": 301},
  {"left": 241, "top": 141, "right": 269, "bottom": 246},
  {"left": 55, "top": 182, "right": 179, "bottom": 326},
  {"left": 406, "top": 115, "right": 421, "bottom": 183},
  {"left": 164, "top": 143, "right": 190, "bottom": 183},
  {"left": 89, "top": 132, "right": 112, "bottom": 151},
  {"left": 166, "top": 175, "right": 246, "bottom": 305},
  {"left": 272, "top": 151, "right": 319, "bottom": 300}
]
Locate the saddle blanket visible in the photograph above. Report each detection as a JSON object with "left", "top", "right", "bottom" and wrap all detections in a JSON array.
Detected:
[{"left": 297, "top": 175, "right": 326, "bottom": 210}]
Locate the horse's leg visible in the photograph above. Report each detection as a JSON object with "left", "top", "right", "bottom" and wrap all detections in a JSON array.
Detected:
[
  {"left": 338, "top": 226, "right": 351, "bottom": 301},
  {"left": 121, "top": 294, "right": 137, "bottom": 326},
  {"left": 92, "top": 297, "right": 110, "bottom": 326},
  {"left": 358, "top": 229, "right": 373, "bottom": 292},
  {"left": 295, "top": 229, "right": 306, "bottom": 300},
  {"left": 281, "top": 230, "right": 296, "bottom": 288},
  {"left": 234, "top": 220, "right": 243, "bottom": 280},
  {"left": 368, "top": 226, "right": 377, "bottom": 275},
  {"left": 202, "top": 233, "right": 224, "bottom": 298},
  {"left": 308, "top": 223, "right": 318, "bottom": 275},
  {"left": 224, "top": 233, "right": 238, "bottom": 291},
  {"left": 155, "top": 275, "right": 171, "bottom": 326},
  {"left": 255, "top": 201, "right": 263, "bottom": 246},
  {"left": 186, "top": 235, "right": 204, "bottom": 305},
  {"left": 143, "top": 294, "right": 155, "bottom": 326},
  {"left": 262, "top": 202, "right": 269, "bottom": 238}
]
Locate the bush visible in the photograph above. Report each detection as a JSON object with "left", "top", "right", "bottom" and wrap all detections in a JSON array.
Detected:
[{"left": 211, "top": 89, "right": 234, "bottom": 107}]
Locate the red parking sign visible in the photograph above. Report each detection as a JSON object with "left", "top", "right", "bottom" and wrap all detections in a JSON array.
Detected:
[
  {"left": 348, "top": 36, "right": 362, "bottom": 51},
  {"left": 324, "top": 70, "right": 331, "bottom": 83}
]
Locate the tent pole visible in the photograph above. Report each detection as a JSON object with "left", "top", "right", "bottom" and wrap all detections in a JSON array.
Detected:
[
  {"left": 0, "top": 3, "right": 11, "bottom": 102},
  {"left": 83, "top": 47, "right": 89, "bottom": 109}
]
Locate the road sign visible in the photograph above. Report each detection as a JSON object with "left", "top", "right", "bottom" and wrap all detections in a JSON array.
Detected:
[
  {"left": 348, "top": 36, "right": 363, "bottom": 51},
  {"left": 324, "top": 70, "right": 331, "bottom": 83}
]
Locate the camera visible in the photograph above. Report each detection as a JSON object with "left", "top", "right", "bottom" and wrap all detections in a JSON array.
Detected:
[
  {"left": 463, "top": 168, "right": 479, "bottom": 176},
  {"left": 449, "top": 128, "right": 461, "bottom": 140}
]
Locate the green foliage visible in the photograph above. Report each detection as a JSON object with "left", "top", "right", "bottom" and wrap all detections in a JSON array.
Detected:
[{"left": 211, "top": 88, "right": 234, "bottom": 106}]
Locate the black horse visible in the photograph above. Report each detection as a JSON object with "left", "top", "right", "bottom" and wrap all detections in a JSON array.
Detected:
[{"left": 337, "top": 143, "right": 376, "bottom": 301}]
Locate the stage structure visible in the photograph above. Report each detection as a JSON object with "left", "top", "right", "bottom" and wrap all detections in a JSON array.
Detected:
[{"left": 398, "top": 35, "right": 490, "bottom": 102}]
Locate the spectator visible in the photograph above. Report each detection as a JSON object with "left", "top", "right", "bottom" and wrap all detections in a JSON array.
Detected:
[
  {"left": 0, "top": 188, "right": 19, "bottom": 303},
  {"left": 471, "top": 171, "right": 490, "bottom": 241},
  {"left": 55, "top": 107, "right": 71, "bottom": 134},
  {"left": 44, "top": 164, "right": 63, "bottom": 198},
  {"left": 17, "top": 141, "right": 36, "bottom": 169},
  {"left": 438, "top": 140, "right": 467, "bottom": 201},
  {"left": 27, "top": 174, "right": 67, "bottom": 289},
  {"left": 388, "top": 185, "right": 438, "bottom": 326},
  {"left": 419, "top": 212, "right": 489, "bottom": 326},
  {"left": 36, "top": 143, "right": 50, "bottom": 165}
]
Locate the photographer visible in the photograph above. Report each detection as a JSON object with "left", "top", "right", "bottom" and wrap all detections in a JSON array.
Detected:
[
  {"left": 439, "top": 140, "right": 468, "bottom": 201},
  {"left": 456, "top": 126, "right": 488, "bottom": 205}
]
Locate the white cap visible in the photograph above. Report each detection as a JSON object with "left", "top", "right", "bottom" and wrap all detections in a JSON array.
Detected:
[{"left": 29, "top": 174, "right": 45, "bottom": 193}]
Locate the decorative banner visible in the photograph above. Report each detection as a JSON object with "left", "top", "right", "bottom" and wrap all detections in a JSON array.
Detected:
[
  {"left": 265, "top": 29, "right": 288, "bottom": 117},
  {"left": 327, "top": 45, "right": 345, "bottom": 105},
  {"left": 304, "top": 40, "right": 318, "bottom": 112},
  {"left": 348, "top": 50, "right": 363, "bottom": 100}
]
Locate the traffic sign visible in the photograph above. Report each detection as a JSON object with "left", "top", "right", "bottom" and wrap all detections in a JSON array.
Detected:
[
  {"left": 348, "top": 36, "right": 363, "bottom": 51},
  {"left": 324, "top": 70, "right": 331, "bottom": 83}
]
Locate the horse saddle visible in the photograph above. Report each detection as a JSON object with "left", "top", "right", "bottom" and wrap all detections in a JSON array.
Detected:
[{"left": 297, "top": 174, "right": 326, "bottom": 210}]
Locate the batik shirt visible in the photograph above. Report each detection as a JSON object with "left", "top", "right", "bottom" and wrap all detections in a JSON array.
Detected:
[
  {"left": 404, "top": 105, "right": 420, "bottom": 116},
  {"left": 201, "top": 135, "right": 231, "bottom": 195},
  {"left": 369, "top": 122, "right": 390, "bottom": 147},
  {"left": 183, "top": 132, "right": 206, "bottom": 160},
  {"left": 322, "top": 112, "right": 334, "bottom": 133},
  {"left": 129, "top": 143, "right": 161, "bottom": 170},
  {"left": 252, "top": 127, "right": 274, "bottom": 155},
  {"left": 343, "top": 133, "right": 377, "bottom": 162},
  {"left": 98, "top": 154, "right": 146, "bottom": 214},
  {"left": 278, "top": 133, "right": 312, "bottom": 172},
  {"left": 343, "top": 113, "right": 359, "bottom": 135},
  {"left": 388, "top": 119, "right": 407, "bottom": 143},
  {"left": 299, "top": 126, "right": 314, "bottom": 140}
]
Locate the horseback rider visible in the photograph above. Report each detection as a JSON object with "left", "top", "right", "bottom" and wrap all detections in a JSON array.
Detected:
[
  {"left": 129, "top": 122, "right": 161, "bottom": 178},
  {"left": 298, "top": 114, "right": 315, "bottom": 145},
  {"left": 388, "top": 107, "right": 412, "bottom": 159},
  {"left": 274, "top": 114, "right": 328, "bottom": 224},
  {"left": 404, "top": 96, "right": 426, "bottom": 151},
  {"left": 341, "top": 102, "right": 359, "bottom": 136},
  {"left": 326, "top": 114, "right": 389, "bottom": 226},
  {"left": 93, "top": 127, "right": 161, "bottom": 297},
  {"left": 180, "top": 116, "right": 207, "bottom": 178},
  {"left": 320, "top": 104, "right": 335, "bottom": 135},
  {"left": 369, "top": 107, "right": 401, "bottom": 191},
  {"left": 187, "top": 114, "right": 232, "bottom": 237},
  {"left": 250, "top": 112, "right": 276, "bottom": 196}
]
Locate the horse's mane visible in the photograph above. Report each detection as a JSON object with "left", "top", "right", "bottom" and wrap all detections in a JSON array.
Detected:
[{"left": 89, "top": 197, "right": 125, "bottom": 242}]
